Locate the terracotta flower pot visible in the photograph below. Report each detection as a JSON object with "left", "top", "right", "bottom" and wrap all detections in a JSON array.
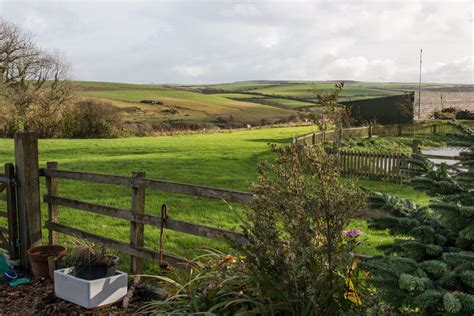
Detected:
[{"left": 27, "top": 245, "right": 67, "bottom": 279}]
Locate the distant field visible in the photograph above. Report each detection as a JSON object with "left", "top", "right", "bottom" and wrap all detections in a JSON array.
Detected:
[
  {"left": 76, "top": 80, "right": 474, "bottom": 129},
  {"left": 80, "top": 85, "right": 295, "bottom": 125},
  {"left": 250, "top": 82, "right": 402, "bottom": 101}
]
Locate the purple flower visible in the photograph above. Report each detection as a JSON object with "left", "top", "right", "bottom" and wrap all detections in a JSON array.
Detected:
[{"left": 343, "top": 229, "right": 363, "bottom": 238}]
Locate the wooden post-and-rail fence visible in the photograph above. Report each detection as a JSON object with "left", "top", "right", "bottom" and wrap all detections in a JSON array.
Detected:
[
  {"left": 1, "top": 132, "right": 251, "bottom": 273},
  {"left": 7, "top": 125, "right": 466, "bottom": 272},
  {"left": 292, "top": 121, "right": 466, "bottom": 146},
  {"left": 2, "top": 131, "right": 435, "bottom": 272},
  {"left": 0, "top": 163, "right": 18, "bottom": 261},
  {"left": 42, "top": 166, "right": 251, "bottom": 273},
  {"left": 2, "top": 131, "right": 414, "bottom": 272},
  {"left": 330, "top": 150, "right": 409, "bottom": 183}
]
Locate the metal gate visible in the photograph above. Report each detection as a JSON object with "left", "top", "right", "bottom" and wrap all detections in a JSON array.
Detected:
[{"left": 0, "top": 163, "right": 18, "bottom": 260}]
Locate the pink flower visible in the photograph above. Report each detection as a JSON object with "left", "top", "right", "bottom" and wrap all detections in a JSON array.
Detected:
[{"left": 343, "top": 229, "right": 363, "bottom": 238}]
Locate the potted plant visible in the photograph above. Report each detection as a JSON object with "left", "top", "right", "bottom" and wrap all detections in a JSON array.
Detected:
[
  {"left": 68, "top": 242, "right": 120, "bottom": 280},
  {"left": 54, "top": 241, "right": 128, "bottom": 309}
]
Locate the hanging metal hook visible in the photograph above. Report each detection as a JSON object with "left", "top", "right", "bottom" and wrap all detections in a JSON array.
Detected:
[{"left": 159, "top": 204, "right": 168, "bottom": 269}]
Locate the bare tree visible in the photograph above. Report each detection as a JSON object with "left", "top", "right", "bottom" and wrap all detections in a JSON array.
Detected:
[{"left": 0, "top": 18, "right": 75, "bottom": 137}]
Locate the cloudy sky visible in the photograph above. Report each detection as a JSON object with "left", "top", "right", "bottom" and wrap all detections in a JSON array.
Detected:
[{"left": 1, "top": 0, "right": 473, "bottom": 84}]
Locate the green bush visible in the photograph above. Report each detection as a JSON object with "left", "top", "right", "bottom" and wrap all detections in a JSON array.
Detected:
[
  {"left": 141, "top": 144, "right": 368, "bottom": 315},
  {"left": 242, "top": 144, "right": 366, "bottom": 314},
  {"left": 61, "top": 99, "right": 123, "bottom": 138}
]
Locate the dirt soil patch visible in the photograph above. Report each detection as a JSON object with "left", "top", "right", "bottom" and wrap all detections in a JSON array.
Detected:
[{"left": 0, "top": 274, "right": 162, "bottom": 315}]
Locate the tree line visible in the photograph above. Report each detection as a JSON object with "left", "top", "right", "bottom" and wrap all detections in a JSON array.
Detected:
[{"left": 0, "top": 18, "right": 122, "bottom": 138}]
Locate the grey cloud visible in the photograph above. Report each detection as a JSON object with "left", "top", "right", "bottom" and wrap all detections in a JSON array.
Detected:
[{"left": 0, "top": 0, "right": 472, "bottom": 84}]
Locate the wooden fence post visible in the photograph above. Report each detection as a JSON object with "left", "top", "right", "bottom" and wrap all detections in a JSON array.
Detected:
[
  {"left": 130, "top": 171, "right": 145, "bottom": 274},
  {"left": 368, "top": 126, "right": 373, "bottom": 138},
  {"left": 14, "top": 132, "right": 41, "bottom": 270},
  {"left": 398, "top": 124, "right": 402, "bottom": 136},
  {"left": 5, "top": 163, "right": 19, "bottom": 260},
  {"left": 412, "top": 140, "right": 421, "bottom": 154},
  {"left": 46, "top": 162, "right": 59, "bottom": 245}
]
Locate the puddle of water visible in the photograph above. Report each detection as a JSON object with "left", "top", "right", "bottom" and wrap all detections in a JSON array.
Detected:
[
  {"left": 421, "top": 147, "right": 468, "bottom": 158},
  {"left": 420, "top": 146, "right": 469, "bottom": 172}
]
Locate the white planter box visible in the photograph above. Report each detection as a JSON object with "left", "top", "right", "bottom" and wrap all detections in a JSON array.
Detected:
[{"left": 54, "top": 268, "right": 128, "bottom": 309}]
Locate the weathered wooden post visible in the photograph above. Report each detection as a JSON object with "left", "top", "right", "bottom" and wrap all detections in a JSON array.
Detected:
[
  {"left": 398, "top": 124, "right": 402, "bottom": 136},
  {"left": 45, "top": 162, "right": 59, "bottom": 245},
  {"left": 368, "top": 126, "right": 373, "bottom": 138},
  {"left": 14, "top": 132, "right": 41, "bottom": 269},
  {"left": 412, "top": 140, "right": 421, "bottom": 154},
  {"left": 130, "top": 171, "right": 145, "bottom": 274}
]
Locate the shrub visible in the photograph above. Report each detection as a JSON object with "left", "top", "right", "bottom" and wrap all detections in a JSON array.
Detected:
[
  {"left": 142, "top": 144, "right": 367, "bottom": 315},
  {"left": 432, "top": 107, "right": 457, "bottom": 120},
  {"left": 456, "top": 109, "right": 474, "bottom": 120},
  {"left": 61, "top": 99, "right": 123, "bottom": 138},
  {"left": 242, "top": 144, "right": 366, "bottom": 314}
]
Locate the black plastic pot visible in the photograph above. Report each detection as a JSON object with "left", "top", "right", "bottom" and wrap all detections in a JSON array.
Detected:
[{"left": 74, "top": 255, "right": 119, "bottom": 280}]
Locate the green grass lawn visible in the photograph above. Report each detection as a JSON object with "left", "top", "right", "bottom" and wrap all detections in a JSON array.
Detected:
[{"left": 0, "top": 126, "right": 430, "bottom": 272}]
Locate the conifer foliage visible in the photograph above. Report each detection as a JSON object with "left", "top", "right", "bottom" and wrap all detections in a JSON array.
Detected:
[{"left": 364, "top": 121, "right": 474, "bottom": 314}]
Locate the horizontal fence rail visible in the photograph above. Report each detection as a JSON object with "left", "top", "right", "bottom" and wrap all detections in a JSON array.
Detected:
[
  {"left": 42, "top": 169, "right": 252, "bottom": 205},
  {"left": 42, "top": 163, "right": 249, "bottom": 272},
  {"left": 42, "top": 195, "right": 247, "bottom": 244},
  {"left": 293, "top": 122, "right": 465, "bottom": 146}
]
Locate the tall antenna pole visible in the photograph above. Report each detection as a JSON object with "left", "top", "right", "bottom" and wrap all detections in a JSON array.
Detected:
[{"left": 418, "top": 48, "right": 422, "bottom": 120}]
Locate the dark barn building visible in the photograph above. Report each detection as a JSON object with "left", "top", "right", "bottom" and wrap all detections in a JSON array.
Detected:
[{"left": 341, "top": 92, "right": 414, "bottom": 125}]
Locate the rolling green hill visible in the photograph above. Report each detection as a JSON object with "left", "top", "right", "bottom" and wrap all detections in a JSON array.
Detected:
[{"left": 75, "top": 80, "right": 474, "bottom": 131}]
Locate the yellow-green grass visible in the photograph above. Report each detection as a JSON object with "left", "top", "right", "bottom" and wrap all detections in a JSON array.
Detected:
[
  {"left": 76, "top": 81, "right": 161, "bottom": 91},
  {"left": 0, "top": 125, "right": 426, "bottom": 272},
  {"left": 221, "top": 95, "right": 315, "bottom": 110},
  {"left": 212, "top": 93, "right": 267, "bottom": 99},
  {"left": 207, "top": 81, "right": 283, "bottom": 91},
  {"left": 253, "top": 82, "right": 404, "bottom": 99},
  {"left": 81, "top": 87, "right": 296, "bottom": 123},
  {"left": 83, "top": 96, "right": 214, "bottom": 124},
  {"left": 255, "top": 97, "right": 315, "bottom": 109}
]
